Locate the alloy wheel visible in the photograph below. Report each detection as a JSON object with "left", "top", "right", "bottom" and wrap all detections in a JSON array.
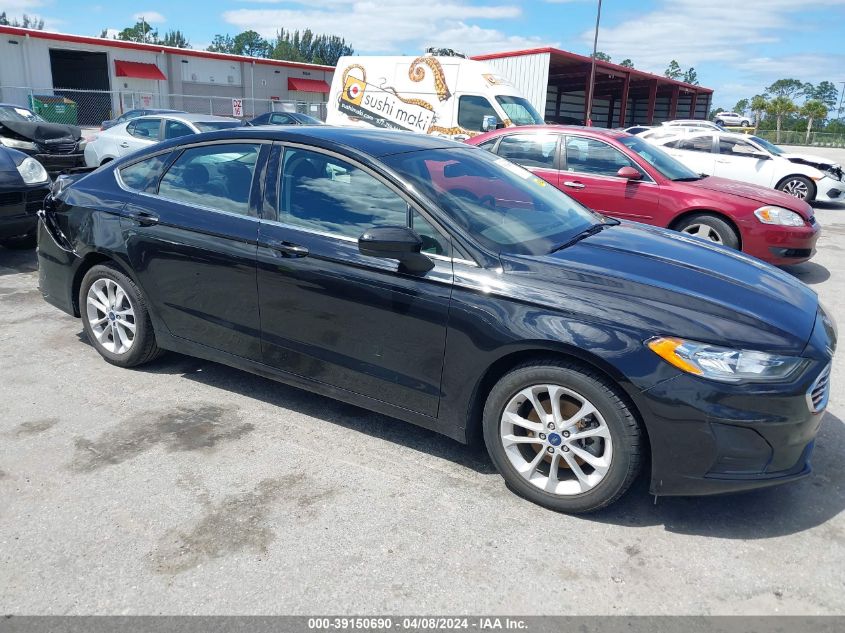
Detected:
[
  {"left": 781, "top": 178, "right": 810, "bottom": 199},
  {"left": 85, "top": 278, "right": 137, "bottom": 354},
  {"left": 681, "top": 223, "right": 723, "bottom": 243},
  {"left": 500, "top": 384, "right": 613, "bottom": 495}
]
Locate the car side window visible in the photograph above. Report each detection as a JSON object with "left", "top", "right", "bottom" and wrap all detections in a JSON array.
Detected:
[
  {"left": 476, "top": 138, "right": 497, "bottom": 152},
  {"left": 279, "top": 148, "right": 409, "bottom": 239},
  {"left": 496, "top": 134, "right": 558, "bottom": 169},
  {"left": 411, "top": 209, "right": 449, "bottom": 257},
  {"left": 164, "top": 120, "right": 193, "bottom": 140},
  {"left": 127, "top": 118, "right": 161, "bottom": 141},
  {"left": 458, "top": 96, "right": 500, "bottom": 132},
  {"left": 158, "top": 143, "right": 260, "bottom": 216},
  {"left": 676, "top": 135, "right": 714, "bottom": 153},
  {"left": 270, "top": 113, "right": 293, "bottom": 125},
  {"left": 564, "top": 137, "right": 642, "bottom": 178},
  {"left": 118, "top": 153, "right": 170, "bottom": 193},
  {"left": 718, "top": 137, "right": 755, "bottom": 156}
]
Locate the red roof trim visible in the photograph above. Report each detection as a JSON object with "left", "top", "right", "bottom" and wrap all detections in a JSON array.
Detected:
[
  {"left": 472, "top": 47, "right": 712, "bottom": 93},
  {"left": 0, "top": 25, "right": 334, "bottom": 72},
  {"left": 114, "top": 60, "right": 166, "bottom": 80},
  {"left": 287, "top": 77, "right": 331, "bottom": 93}
]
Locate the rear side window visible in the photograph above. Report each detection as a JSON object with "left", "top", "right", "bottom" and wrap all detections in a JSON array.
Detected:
[
  {"left": 496, "top": 134, "right": 558, "bottom": 169},
  {"left": 158, "top": 143, "right": 260, "bottom": 215},
  {"left": 676, "top": 136, "right": 714, "bottom": 152},
  {"left": 164, "top": 120, "right": 193, "bottom": 139},
  {"left": 119, "top": 153, "right": 170, "bottom": 193},
  {"left": 127, "top": 118, "right": 161, "bottom": 140},
  {"left": 458, "top": 96, "right": 500, "bottom": 132}
]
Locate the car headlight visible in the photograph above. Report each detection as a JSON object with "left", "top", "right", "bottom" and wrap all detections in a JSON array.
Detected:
[
  {"left": 647, "top": 336, "right": 804, "bottom": 382},
  {"left": 16, "top": 156, "right": 49, "bottom": 184},
  {"left": 754, "top": 206, "right": 805, "bottom": 227},
  {"left": 0, "top": 136, "right": 38, "bottom": 151}
]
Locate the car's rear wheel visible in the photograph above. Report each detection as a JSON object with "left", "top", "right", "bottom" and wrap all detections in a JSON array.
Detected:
[
  {"left": 483, "top": 361, "right": 643, "bottom": 513},
  {"left": 79, "top": 264, "right": 162, "bottom": 367},
  {"left": 777, "top": 175, "right": 816, "bottom": 201},
  {"left": 675, "top": 213, "right": 740, "bottom": 249}
]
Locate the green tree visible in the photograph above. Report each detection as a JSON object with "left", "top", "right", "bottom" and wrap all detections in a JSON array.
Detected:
[
  {"left": 231, "top": 30, "right": 269, "bottom": 57},
  {"left": 114, "top": 20, "right": 158, "bottom": 43},
  {"left": 803, "top": 81, "right": 838, "bottom": 109},
  {"left": 734, "top": 98, "right": 749, "bottom": 115},
  {"left": 0, "top": 12, "right": 45, "bottom": 28},
  {"left": 682, "top": 67, "right": 699, "bottom": 85},
  {"left": 269, "top": 28, "right": 353, "bottom": 66},
  {"left": 750, "top": 94, "right": 768, "bottom": 127},
  {"left": 800, "top": 99, "right": 828, "bottom": 143},
  {"left": 161, "top": 29, "right": 190, "bottom": 49},
  {"left": 766, "top": 78, "right": 804, "bottom": 100},
  {"left": 664, "top": 60, "right": 682, "bottom": 79},
  {"left": 591, "top": 51, "right": 611, "bottom": 62},
  {"left": 207, "top": 34, "right": 235, "bottom": 53},
  {"left": 618, "top": 58, "right": 634, "bottom": 68},
  {"left": 766, "top": 96, "right": 797, "bottom": 142}
]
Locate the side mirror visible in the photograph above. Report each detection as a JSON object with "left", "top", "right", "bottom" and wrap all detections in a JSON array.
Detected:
[
  {"left": 358, "top": 226, "right": 434, "bottom": 273},
  {"left": 481, "top": 115, "right": 497, "bottom": 132},
  {"left": 617, "top": 166, "right": 643, "bottom": 180}
]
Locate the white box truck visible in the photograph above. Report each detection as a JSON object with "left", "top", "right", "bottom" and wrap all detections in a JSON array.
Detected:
[{"left": 325, "top": 53, "right": 545, "bottom": 140}]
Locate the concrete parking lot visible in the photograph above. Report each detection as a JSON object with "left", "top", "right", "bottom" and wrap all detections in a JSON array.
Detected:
[{"left": 1, "top": 181, "right": 844, "bottom": 615}]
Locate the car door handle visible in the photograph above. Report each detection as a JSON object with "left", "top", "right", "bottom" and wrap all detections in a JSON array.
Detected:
[
  {"left": 263, "top": 239, "right": 309, "bottom": 258},
  {"left": 562, "top": 181, "right": 586, "bottom": 189},
  {"left": 121, "top": 209, "right": 159, "bottom": 226},
  {"left": 119, "top": 142, "right": 130, "bottom": 148}
]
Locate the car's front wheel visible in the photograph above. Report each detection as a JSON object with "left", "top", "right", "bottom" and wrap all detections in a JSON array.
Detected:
[
  {"left": 483, "top": 361, "right": 643, "bottom": 513},
  {"left": 674, "top": 213, "right": 740, "bottom": 249},
  {"left": 79, "top": 264, "right": 162, "bottom": 367},
  {"left": 741, "top": 120, "right": 751, "bottom": 127},
  {"left": 777, "top": 175, "right": 816, "bottom": 201}
]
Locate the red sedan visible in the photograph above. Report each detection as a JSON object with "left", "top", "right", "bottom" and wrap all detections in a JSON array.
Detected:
[{"left": 465, "top": 126, "right": 820, "bottom": 265}]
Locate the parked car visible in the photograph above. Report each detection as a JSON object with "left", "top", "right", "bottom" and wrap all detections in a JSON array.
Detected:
[
  {"left": 38, "top": 126, "right": 835, "bottom": 513},
  {"left": 84, "top": 113, "right": 245, "bottom": 167},
  {"left": 714, "top": 111, "right": 751, "bottom": 127},
  {"left": 0, "top": 146, "right": 51, "bottom": 249},
  {"left": 0, "top": 103, "right": 85, "bottom": 176},
  {"left": 621, "top": 125, "right": 654, "bottom": 135},
  {"left": 648, "top": 130, "right": 845, "bottom": 203},
  {"left": 100, "top": 108, "right": 186, "bottom": 131},
  {"left": 249, "top": 111, "right": 324, "bottom": 126},
  {"left": 466, "top": 126, "right": 820, "bottom": 265},
  {"left": 662, "top": 119, "right": 723, "bottom": 131}
]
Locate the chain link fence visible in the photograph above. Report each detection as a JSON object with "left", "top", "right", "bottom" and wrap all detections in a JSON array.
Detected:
[
  {"left": 753, "top": 129, "right": 845, "bottom": 148},
  {"left": 0, "top": 86, "right": 328, "bottom": 128}
]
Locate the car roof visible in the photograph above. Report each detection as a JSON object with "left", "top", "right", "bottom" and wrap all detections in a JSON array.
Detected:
[
  {"left": 134, "top": 112, "right": 240, "bottom": 123},
  {"left": 475, "top": 124, "right": 628, "bottom": 140},
  {"left": 135, "top": 126, "right": 465, "bottom": 157}
]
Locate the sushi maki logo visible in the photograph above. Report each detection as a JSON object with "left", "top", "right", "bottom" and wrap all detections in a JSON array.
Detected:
[{"left": 344, "top": 76, "right": 365, "bottom": 105}]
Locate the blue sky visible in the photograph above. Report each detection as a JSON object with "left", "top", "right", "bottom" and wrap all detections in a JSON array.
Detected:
[{"left": 7, "top": 0, "right": 845, "bottom": 109}]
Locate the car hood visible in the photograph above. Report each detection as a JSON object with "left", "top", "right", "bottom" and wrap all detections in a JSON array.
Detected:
[
  {"left": 0, "top": 120, "right": 82, "bottom": 144},
  {"left": 683, "top": 175, "right": 813, "bottom": 217},
  {"left": 501, "top": 222, "right": 818, "bottom": 355},
  {"left": 782, "top": 152, "right": 843, "bottom": 178}
]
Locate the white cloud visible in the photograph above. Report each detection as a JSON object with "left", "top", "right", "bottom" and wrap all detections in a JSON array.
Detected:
[
  {"left": 132, "top": 11, "right": 166, "bottom": 24},
  {"left": 425, "top": 23, "right": 557, "bottom": 55},
  {"left": 3, "top": 0, "right": 44, "bottom": 9},
  {"left": 222, "top": 1, "right": 530, "bottom": 53}
]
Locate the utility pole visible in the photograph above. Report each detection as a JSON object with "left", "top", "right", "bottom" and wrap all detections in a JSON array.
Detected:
[
  {"left": 585, "top": 0, "right": 603, "bottom": 127},
  {"left": 140, "top": 16, "right": 148, "bottom": 43},
  {"left": 838, "top": 81, "right": 845, "bottom": 119}
]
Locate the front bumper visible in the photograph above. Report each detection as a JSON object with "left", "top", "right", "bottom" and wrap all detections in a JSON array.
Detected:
[
  {"left": 815, "top": 175, "right": 845, "bottom": 203},
  {"left": 32, "top": 153, "right": 85, "bottom": 176},
  {"left": 640, "top": 309, "right": 834, "bottom": 497},
  {"left": 0, "top": 184, "right": 51, "bottom": 239},
  {"left": 740, "top": 218, "right": 821, "bottom": 265}
]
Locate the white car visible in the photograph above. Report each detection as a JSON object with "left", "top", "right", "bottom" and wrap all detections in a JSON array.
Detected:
[
  {"left": 662, "top": 119, "right": 723, "bottom": 131},
  {"left": 713, "top": 111, "right": 751, "bottom": 127},
  {"left": 84, "top": 113, "right": 244, "bottom": 167},
  {"left": 648, "top": 130, "right": 845, "bottom": 202}
]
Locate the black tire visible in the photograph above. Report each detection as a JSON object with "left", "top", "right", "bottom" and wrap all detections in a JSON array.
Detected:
[
  {"left": 79, "top": 263, "right": 163, "bottom": 367},
  {"left": 0, "top": 230, "right": 37, "bottom": 250},
  {"left": 482, "top": 360, "right": 643, "bottom": 513},
  {"left": 741, "top": 120, "right": 750, "bottom": 128},
  {"left": 776, "top": 175, "right": 816, "bottom": 202},
  {"left": 674, "top": 212, "right": 740, "bottom": 250}
]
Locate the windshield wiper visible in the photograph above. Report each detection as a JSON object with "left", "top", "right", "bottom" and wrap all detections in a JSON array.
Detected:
[
  {"left": 672, "top": 174, "right": 708, "bottom": 182},
  {"left": 549, "top": 219, "right": 619, "bottom": 253}
]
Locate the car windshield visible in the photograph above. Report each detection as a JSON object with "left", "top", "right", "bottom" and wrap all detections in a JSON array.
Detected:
[
  {"left": 618, "top": 135, "right": 702, "bottom": 181},
  {"left": 382, "top": 147, "right": 600, "bottom": 256},
  {"left": 749, "top": 136, "right": 784, "bottom": 156},
  {"left": 194, "top": 121, "right": 244, "bottom": 132},
  {"left": 0, "top": 105, "right": 45, "bottom": 122},
  {"left": 494, "top": 96, "right": 544, "bottom": 126}
]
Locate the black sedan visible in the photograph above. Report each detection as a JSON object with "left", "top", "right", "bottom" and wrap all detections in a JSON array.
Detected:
[
  {"left": 36, "top": 127, "right": 836, "bottom": 512},
  {"left": 248, "top": 111, "right": 324, "bottom": 126},
  {"left": 0, "top": 146, "right": 51, "bottom": 248}
]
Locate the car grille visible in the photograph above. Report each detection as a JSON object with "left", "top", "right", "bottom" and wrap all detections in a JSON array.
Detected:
[
  {"left": 0, "top": 191, "right": 24, "bottom": 206},
  {"left": 807, "top": 363, "right": 831, "bottom": 414},
  {"left": 38, "top": 141, "right": 78, "bottom": 154}
]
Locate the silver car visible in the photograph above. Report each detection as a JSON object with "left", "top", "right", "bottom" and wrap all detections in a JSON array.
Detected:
[{"left": 713, "top": 111, "right": 751, "bottom": 127}]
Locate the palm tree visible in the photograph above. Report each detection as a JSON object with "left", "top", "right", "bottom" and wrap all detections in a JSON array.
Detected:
[
  {"left": 750, "top": 94, "right": 768, "bottom": 128},
  {"left": 800, "top": 99, "right": 828, "bottom": 144},
  {"left": 765, "top": 96, "right": 796, "bottom": 143}
]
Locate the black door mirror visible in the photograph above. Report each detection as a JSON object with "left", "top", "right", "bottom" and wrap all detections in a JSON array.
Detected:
[{"left": 358, "top": 226, "right": 434, "bottom": 273}]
